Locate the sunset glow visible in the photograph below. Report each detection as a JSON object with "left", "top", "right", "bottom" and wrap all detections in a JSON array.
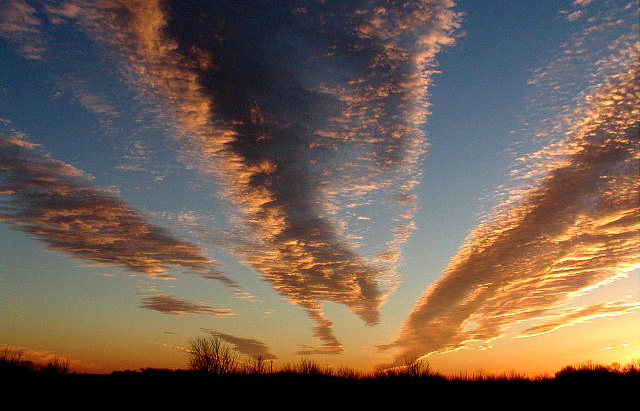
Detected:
[{"left": 1, "top": 0, "right": 638, "bottom": 376}]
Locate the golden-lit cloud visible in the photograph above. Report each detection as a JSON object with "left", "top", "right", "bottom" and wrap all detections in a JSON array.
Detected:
[
  {"left": 517, "top": 301, "right": 640, "bottom": 338},
  {"left": 42, "top": 0, "right": 461, "bottom": 353},
  {"left": 386, "top": 31, "right": 639, "bottom": 364},
  {"left": 0, "top": 131, "right": 237, "bottom": 286},
  {"left": 139, "top": 294, "right": 234, "bottom": 317}
]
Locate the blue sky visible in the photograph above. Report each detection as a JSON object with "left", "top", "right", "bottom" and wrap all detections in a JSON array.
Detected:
[{"left": 1, "top": 0, "right": 638, "bottom": 374}]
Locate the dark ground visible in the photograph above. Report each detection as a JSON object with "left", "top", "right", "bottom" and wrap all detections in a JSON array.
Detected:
[{"left": 4, "top": 368, "right": 637, "bottom": 409}]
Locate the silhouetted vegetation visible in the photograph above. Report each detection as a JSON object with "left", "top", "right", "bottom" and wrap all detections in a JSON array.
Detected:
[
  {"left": 2, "top": 343, "right": 637, "bottom": 406},
  {"left": 186, "top": 335, "right": 239, "bottom": 374},
  {"left": 4, "top": 342, "right": 638, "bottom": 383},
  {"left": 554, "top": 359, "right": 640, "bottom": 380},
  {"left": 0, "top": 347, "right": 70, "bottom": 375}
]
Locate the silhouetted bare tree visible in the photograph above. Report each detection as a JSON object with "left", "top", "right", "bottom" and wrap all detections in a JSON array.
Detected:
[
  {"left": 249, "top": 355, "right": 267, "bottom": 374},
  {"left": 187, "top": 335, "right": 239, "bottom": 374}
]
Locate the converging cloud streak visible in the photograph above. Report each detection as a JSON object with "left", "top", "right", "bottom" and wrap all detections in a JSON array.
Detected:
[
  {"left": 43, "top": 0, "right": 460, "bottom": 353},
  {"left": 0, "top": 132, "right": 236, "bottom": 286},
  {"left": 387, "top": 32, "right": 639, "bottom": 363},
  {"left": 164, "top": 0, "right": 459, "bottom": 353},
  {"left": 2, "top": 0, "right": 637, "bottom": 372}
]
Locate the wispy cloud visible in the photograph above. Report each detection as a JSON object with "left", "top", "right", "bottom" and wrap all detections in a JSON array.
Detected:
[
  {"left": 0, "top": 129, "right": 238, "bottom": 288},
  {"left": 205, "top": 329, "right": 277, "bottom": 360},
  {"left": 139, "top": 294, "right": 234, "bottom": 317},
  {"left": 385, "top": 18, "right": 639, "bottom": 364},
  {"left": 600, "top": 343, "right": 637, "bottom": 351},
  {"left": 56, "top": 78, "right": 120, "bottom": 118},
  {"left": 527, "top": 0, "right": 638, "bottom": 137},
  {"left": 0, "top": 0, "right": 46, "bottom": 59},
  {"left": 113, "top": 139, "right": 170, "bottom": 182},
  {"left": 45, "top": 0, "right": 460, "bottom": 353},
  {"left": 517, "top": 301, "right": 640, "bottom": 338}
]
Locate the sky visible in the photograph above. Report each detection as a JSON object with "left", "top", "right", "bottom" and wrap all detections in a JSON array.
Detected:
[{"left": 0, "top": 0, "right": 638, "bottom": 376}]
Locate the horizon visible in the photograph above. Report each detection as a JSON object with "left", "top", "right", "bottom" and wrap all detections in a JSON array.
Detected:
[
  {"left": 1, "top": 0, "right": 638, "bottom": 376},
  {"left": 4, "top": 342, "right": 640, "bottom": 378}
]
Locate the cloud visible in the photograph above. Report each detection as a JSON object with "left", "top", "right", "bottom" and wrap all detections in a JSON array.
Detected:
[
  {"left": 113, "top": 139, "right": 170, "bottom": 182},
  {"left": 517, "top": 301, "right": 640, "bottom": 338},
  {"left": 168, "top": 0, "right": 460, "bottom": 354},
  {"left": 56, "top": 78, "right": 120, "bottom": 118},
  {"left": 526, "top": 0, "right": 638, "bottom": 137},
  {"left": 205, "top": 329, "right": 277, "bottom": 360},
  {"left": 565, "top": 10, "right": 583, "bottom": 22},
  {"left": 385, "top": 36, "right": 639, "bottom": 364},
  {"left": 0, "top": 0, "right": 46, "bottom": 59},
  {"left": 139, "top": 294, "right": 234, "bottom": 317},
  {"left": 0, "top": 131, "right": 239, "bottom": 288},
  {"left": 600, "top": 343, "right": 637, "bottom": 351},
  {"left": 45, "top": 0, "right": 460, "bottom": 353},
  {"left": 572, "top": 0, "right": 595, "bottom": 7}
]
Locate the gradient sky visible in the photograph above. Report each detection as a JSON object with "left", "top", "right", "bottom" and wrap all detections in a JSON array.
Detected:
[{"left": 1, "top": 0, "right": 638, "bottom": 376}]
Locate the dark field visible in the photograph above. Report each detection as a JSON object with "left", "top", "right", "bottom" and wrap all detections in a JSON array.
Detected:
[{"left": 3, "top": 358, "right": 637, "bottom": 409}]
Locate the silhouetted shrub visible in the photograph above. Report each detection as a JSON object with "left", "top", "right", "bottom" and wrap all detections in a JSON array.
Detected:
[
  {"left": 554, "top": 360, "right": 640, "bottom": 383},
  {"left": 280, "top": 358, "right": 334, "bottom": 376},
  {"left": 186, "top": 335, "right": 239, "bottom": 374},
  {"left": 373, "top": 357, "right": 441, "bottom": 380},
  {"left": 43, "top": 357, "right": 71, "bottom": 374},
  {"left": 0, "top": 347, "right": 35, "bottom": 374}
]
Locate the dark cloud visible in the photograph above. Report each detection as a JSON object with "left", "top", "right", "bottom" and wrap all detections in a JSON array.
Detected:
[
  {"left": 44, "top": 0, "right": 460, "bottom": 353},
  {"left": 205, "top": 329, "right": 277, "bottom": 360},
  {"left": 140, "top": 294, "right": 233, "bottom": 316},
  {"left": 0, "top": 133, "right": 237, "bottom": 286},
  {"left": 158, "top": 0, "right": 460, "bottom": 353}
]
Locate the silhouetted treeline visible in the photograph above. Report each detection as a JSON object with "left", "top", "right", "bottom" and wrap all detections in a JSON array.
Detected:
[
  {"left": 3, "top": 344, "right": 637, "bottom": 408},
  {"left": 3, "top": 344, "right": 639, "bottom": 381},
  {"left": 3, "top": 351, "right": 637, "bottom": 408}
]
